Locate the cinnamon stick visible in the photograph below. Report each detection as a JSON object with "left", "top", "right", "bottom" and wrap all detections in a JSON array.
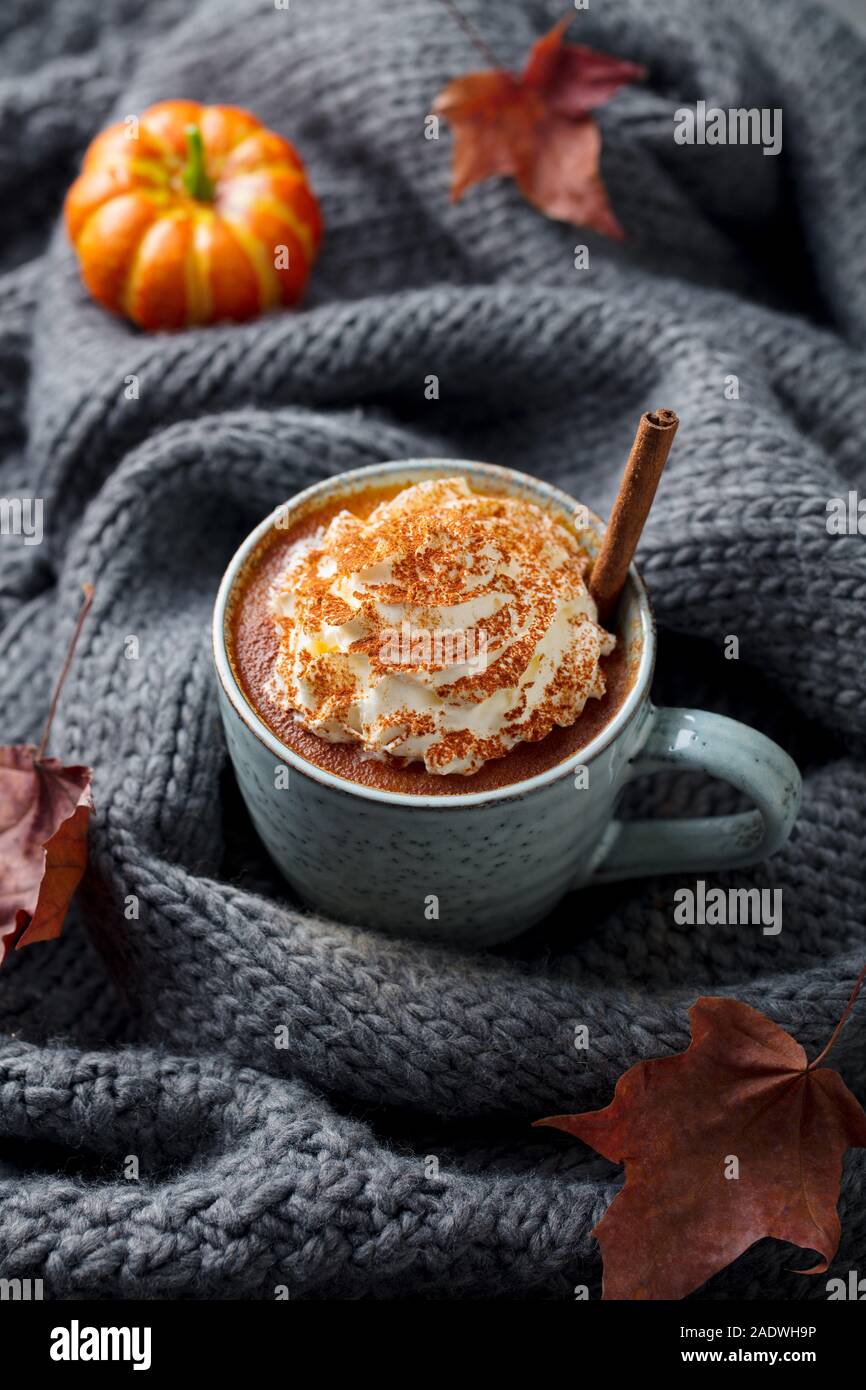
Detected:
[{"left": 589, "top": 409, "right": 678, "bottom": 625}]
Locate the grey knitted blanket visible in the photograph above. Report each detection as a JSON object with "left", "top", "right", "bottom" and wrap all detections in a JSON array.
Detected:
[{"left": 1, "top": 0, "right": 865, "bottom": 1301}]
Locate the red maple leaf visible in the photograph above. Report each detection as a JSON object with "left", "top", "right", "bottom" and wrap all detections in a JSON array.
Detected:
[
  {"left": 0, "top": 586, "right": 94, "bottom": 967},
  {"left": 433, "top": 14, "right": 645, "bottom": 238},
  {"left": 536, "top": 970, "right": 866, "bottom": 1299}
]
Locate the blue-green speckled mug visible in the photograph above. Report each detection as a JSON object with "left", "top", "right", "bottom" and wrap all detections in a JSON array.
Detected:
[{"left": 213, "top": 460, "right": 801, "bottom": 946}]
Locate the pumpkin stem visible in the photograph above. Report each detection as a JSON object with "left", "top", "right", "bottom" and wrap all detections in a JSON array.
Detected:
[{"left": 181, "top": 125, "right": 215, "bottom": 202}]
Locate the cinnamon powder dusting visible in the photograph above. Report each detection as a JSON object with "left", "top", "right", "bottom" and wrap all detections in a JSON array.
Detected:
[{"left": 263, "top": 477, "right": 616, "bottom": 777}]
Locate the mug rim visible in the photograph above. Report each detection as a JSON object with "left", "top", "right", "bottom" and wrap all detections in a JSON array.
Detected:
[{"left": 212, "top": 458, "right": 656, "bottom": 809}]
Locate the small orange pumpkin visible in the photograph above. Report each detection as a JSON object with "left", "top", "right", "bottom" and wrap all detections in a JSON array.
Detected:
[{"left": 64, "top": 100, "right": 323, "bottom": 331}]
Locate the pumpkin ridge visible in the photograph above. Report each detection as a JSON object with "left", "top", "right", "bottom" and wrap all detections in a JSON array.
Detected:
[
  {"left": 75, "top": 194, "right": 161, "bottom": 314},
  {"left": 138, "top": 121, "right": 186, "bottom": 168},
  {"left": 198, "top": 106, "right": 263, "bottom": 179},
  {"left": 219, "top": 129, "right": 294, "bottom": 171},
  {"left": 127, "top": 157, "right": 172, "bottom": 187},
  {"left": 119, "top": 215, "right": 164, "bottom": 321},
  {"left": 72, "top": 188, "right": 172, "bottom": 256},
  {"left": 65, "top": 178, "right": 126, "bottom": 246},
  {"left": 186, "top": 217, "right": 215, "bottom": 325},
  {"left": 244, "top": 193, "right": 316, "bottom": 262},
  {"left": 219, "top": 216, "right": 281, "bottom": 310}
]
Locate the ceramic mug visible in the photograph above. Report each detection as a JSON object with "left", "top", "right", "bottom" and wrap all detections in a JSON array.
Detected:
[{"left": 212, "top": 460, "right": 801, "bottom": 946}]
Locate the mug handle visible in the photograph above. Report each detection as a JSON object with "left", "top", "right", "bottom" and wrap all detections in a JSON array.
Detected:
[{"left": 591, "top": 706, "right": 801, "bottom": 883}]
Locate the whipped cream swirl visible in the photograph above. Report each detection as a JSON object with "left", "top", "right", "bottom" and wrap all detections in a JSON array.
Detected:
[{"left": 268, "top": 477, "right": 615, "bottom": 775}]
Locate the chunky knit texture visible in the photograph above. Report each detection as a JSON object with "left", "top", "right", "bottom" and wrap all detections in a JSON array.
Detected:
[{"left": 1, "top": 0, "right": 865, "bottom": 1300}]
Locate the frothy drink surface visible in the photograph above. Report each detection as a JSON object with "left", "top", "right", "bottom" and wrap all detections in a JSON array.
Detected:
[{"left": 228, "top": 480, "right": 635, "bottom": 796}]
